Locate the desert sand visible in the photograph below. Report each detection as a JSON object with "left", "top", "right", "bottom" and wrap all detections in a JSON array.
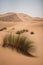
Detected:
[{"left": 0, "top": 13, "right": 43, "bottom": 65}]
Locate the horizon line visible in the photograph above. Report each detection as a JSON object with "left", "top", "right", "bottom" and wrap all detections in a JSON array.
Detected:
[{"left": 0, "top": 11, "right": 43, "bottom": 18}]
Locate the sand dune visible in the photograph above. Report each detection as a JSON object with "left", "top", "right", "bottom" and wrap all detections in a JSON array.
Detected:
[
  {"left": 0, "top": 12, "right": 43, "bottom": 22},
  {"left": 0, "top": 13, "right": 22, "bottom": 22},
  {"left": 33, "top": 17, "right": 43, "bottom": 21},
  {"left": 0, "top": 12, "right": 43, "bottom": 65}
]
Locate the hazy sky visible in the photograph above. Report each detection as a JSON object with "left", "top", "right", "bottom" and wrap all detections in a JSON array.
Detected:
[{"left": 0, "top": 0, "right": 43, "bottom": 17}]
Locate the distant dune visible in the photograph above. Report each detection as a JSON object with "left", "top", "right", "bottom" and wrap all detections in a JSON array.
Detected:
[
  {"left": 0, "top": 12, "right": 43, "bottom": 22},
  {"left": 33, "top": 17, "right": 43, "bottom": 21},
  {"left": 0, "top": 12, "right": 22, "bottom": 22}
]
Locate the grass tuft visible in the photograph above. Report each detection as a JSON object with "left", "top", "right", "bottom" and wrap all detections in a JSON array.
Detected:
[
  {"left": 2, "top": 33, "right": 36, "bottom": 57},
  {"left": 16, "top": 29, "right": 28, "bottom": 35},
  {"left": 2, "top": 34, "right": 15, "bottom": 48}
]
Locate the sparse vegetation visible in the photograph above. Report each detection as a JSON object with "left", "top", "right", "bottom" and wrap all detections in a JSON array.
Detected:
[
  {"left": 15, "top": 35, "right": 36, "bottom": 57},
  {"left": 2, "top": 34, "right": 15, "bottom": 48},
  {"left": 2, "top": 33, "right": 36, "bottom": 57},
  {"left": 30, "top": 32, "right": 34, "bottom": 35},
  {"left": 22, "top": 29, "right": 25, "bottom": 32},
  {"left": 26, "top": 29, "right": 28, "bottom": 32},
  {"left": 16, "top": 29, "right": 28, "bottom": 34},
  {"left": 16, "top": 31, "right": 21, "bottom": 34},
  {"left": 0, "top": 27, "right": 7, "bottom": 31}
]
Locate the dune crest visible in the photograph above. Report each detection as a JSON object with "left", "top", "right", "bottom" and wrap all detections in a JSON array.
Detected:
[{"left": 0, "top": 12, "right": 43, "bottom": 22}]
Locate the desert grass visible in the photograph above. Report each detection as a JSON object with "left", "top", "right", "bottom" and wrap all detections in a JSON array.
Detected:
[
  {"left": 16, "top": 29, "right": 28, "bottom": 34},
  {"left": 15, "top": 35, "right": 36, "bottom": 57},
  {"left": 16, "top": 31, "right": 21, "bottom": 34},
  {"left": 2, "top": 33, "right": 36, "bottom": 57},
  {"left": 0, "top": 27, "right": 7, "bottom": 31},
  {"left": 30, "top": 32, "right": 34, "bottom": 35},
  {"left": 2, "top": 34, "right": 15, "bottom": 48}
]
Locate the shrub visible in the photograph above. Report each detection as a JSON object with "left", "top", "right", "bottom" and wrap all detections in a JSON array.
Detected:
[
  {"left": 0, "top": 27, "right": 7, "bottom": 31},
  {"left": 15, "top": 35, "right": 27, "bottom": 51},
  {"left": 2, "top": 34, "right": 15, "bottom": 48},
  {"left": 16, "top": 29, "right": 28, "bottom": 35},
  {"left": 2, "top": 33, "right": 36, "bottom": 57},
  {"left": 14, "top": 35, "right": 36, "bottom": 57},
  {"left": 30, "top": 32, "right": 34, "bottom": 35},
  {"left": 26, "top": 29, "right": 28, "bottom": 32},
  {"left": 16, "top": 31, "right": 21, "bottom": 34},
  {"left": 22, "top": 29, "right": 25, "bottom": 33},
  {"left": 2, "top": 34, "right": 8, "bottom": 47}
]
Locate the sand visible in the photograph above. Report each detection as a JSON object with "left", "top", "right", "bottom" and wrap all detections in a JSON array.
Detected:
[{"left": 0, "top": 13, "right": 43, "bottom": 65}]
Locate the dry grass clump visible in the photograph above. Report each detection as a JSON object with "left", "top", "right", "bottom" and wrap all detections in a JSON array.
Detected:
[
  {"left": 2, "top": 33, "right": 36, "bottom": 57},
  {"left": 16, "top": 31, "right": 21, "bottom": 34},
  {"left": 0, "top": 27, "right": 7, "bottom": 31},
  {"left": 2, "top": 34, "right": 15, "bottom": 48},
  {"left": 16, "top": 29, "right": 28, "bottom": 34},
  {"left": 15, "top": 35, "right": 36, "bottom": 57},
  {"left": 30, "top": 32, "right": 34, "bottom": 35}
]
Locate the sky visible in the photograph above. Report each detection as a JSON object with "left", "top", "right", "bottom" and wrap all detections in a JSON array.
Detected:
[{"left": 0, "top": 0, "right": 43, "bottom": 17}]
